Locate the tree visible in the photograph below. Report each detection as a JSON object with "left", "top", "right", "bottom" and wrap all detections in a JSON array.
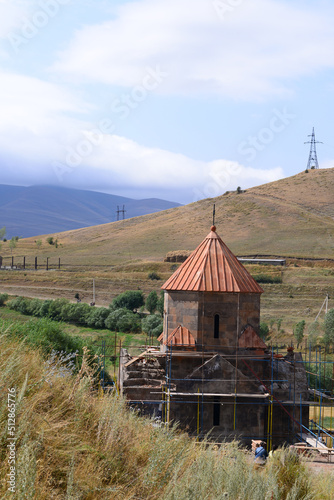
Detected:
[
  {"left": 142, "top": 314, "right": 163, "bottom": 338},
  {"left": 277, "top": 318, "right": 283, "bottom": 332},
  {"left": 86, "top": 307, "right": 110, "bottom": 329},
  {"left": 259, "top": 322, "right": 270, "bottom": 342},
  {"left": 0, "top": 226, "right": 6, "bottom": 240},
  {"left": 308, "top": 321, "right": 320, "bottom": 346},
  {"left": 323, "top": 309, "right": 334, "bottom": 348},
  {"left": 105, "top": 308, "right": 141, "bottom": 332},
  {"left": 293, "top": 320, "right": 305, "bottom": 348},
  {"left": 105, "top": 308, "right": 129, "bottom": 330},
  {"left": 118, "top": 312, "right": 141, "bottom": 333},
  {"left": 112, "top": 290, "right": 144, "bottom": 312},
  {"left": 35, "top": 239, "right": 42, "bottom": 249},
  {"left": 9, "top": 237, "right": 17, "bottom": 255},
  {"left": 156, "top": 291, "right": 164, "bottom": 317},
  {"left": 146, "top": 291, "right": 158, "bottom": 314}
]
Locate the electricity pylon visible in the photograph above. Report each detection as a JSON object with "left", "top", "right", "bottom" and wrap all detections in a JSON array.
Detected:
[{"left": 304, "top": 127, "right": 322, "bottom": 169}]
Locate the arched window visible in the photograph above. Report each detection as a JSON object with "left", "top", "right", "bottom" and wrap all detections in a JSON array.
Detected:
[{"left": 214, "top": 314, "right": 219, "bottom": 339}]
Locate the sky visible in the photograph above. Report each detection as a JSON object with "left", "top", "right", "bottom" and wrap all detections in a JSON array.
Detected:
[{"left": 0, "top": 0, "right": 333, "bottom": 204}]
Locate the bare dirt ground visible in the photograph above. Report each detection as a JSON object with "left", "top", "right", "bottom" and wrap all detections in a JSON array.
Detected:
[{"left": 306, "top": 459, "right": 334, "bottom": 473}]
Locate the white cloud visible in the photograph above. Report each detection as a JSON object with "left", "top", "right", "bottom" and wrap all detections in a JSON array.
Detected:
[
  {"left": 52, "top": 0, "right": 334, "bottom": 100},
  {"left": 0, "top": 1, "right": 30, "bottom": 37},
  {"left": 52, "top": 133, "right": 284, "bottom": 202},
  {"left": 0, "top": 70, "right": 284, "bottom": 201},
  {"left": 0, "top": 1, "right": 32, "bottom": 57},
  {"left": 0, "top": 70, "right": 95, "bottom": 175}
]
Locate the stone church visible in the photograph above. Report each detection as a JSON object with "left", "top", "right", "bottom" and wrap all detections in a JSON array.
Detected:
[{"left": 120, "top": 226, "right": 309, "bottom": 444}]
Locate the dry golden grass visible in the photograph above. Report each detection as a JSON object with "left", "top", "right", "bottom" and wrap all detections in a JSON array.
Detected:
[{"left": 1, "top": 330, "right": 334, "bottom": 499}]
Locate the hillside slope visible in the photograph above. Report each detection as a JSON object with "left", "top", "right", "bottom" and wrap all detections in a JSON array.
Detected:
[
  {"left": 0, "top": 185, "right": 180, "bottom": 238},
  {"left": 2, "top": 169, "right": 334, "bottom": 263}
]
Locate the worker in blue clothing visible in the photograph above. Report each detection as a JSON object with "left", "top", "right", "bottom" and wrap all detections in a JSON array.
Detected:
[{"left": 254, "top": 442, "right": 268, "bottom": 461}]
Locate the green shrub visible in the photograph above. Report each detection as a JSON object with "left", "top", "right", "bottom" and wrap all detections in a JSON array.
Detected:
[
  {"left": 259, "top": 322, "right": 270, "bottom": 341},
  {"left": 324, "top": 309, "right": 334, "bottom": 348},
  {"left": 294, "top": 320, "right": 305, "bottom": 347},
  {"left": 118, "top": 312, "right": 141, "bottom": 333},
  {"left": 253, "top": 274, "right": 282, "bottom": 284},
  {"left": 142, "top": 314, "right": 163, "bottom": 337},
  {"left": 39, "top": 299, "right": 53, "bottom": 317},
  {"left": 60, "top": 302, "right": 91, "bottom": 325},
  {"left": 11, "top": 317, "right": 84, "bottom": 355},
  {"left": 105, "top": 308, "right": 128, "bottom": 330},
  {"left": 105, "top": 308, "right": 141, "bottom": 332},
  {"left": 112, "top": 290, "right": 145, "bottom": 312},
  {"left": 48, "top": 298, "right": 69, "bottom": 321},
  {"left": 145, "top": 291, "right": 158, "bottom": 314},
  {"left": 0, "top": 293, "right": 8, "bottom": 306},
  {"left": 156, "top": 291, "right": 164, "bottom": 317},
  {"left": 8, "top": 296, "right": 30, "bottom": 315},
  {"left": 148, "top": 272, "right": 161, "bottom": 280},
  {"left": 86, "top": 307, "right": 110, "bottom": 329},
  {"left": 26, "top": 298, "right": 44, "bottom": 316}
]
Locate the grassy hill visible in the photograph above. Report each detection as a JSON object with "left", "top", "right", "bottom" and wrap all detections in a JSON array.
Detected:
[{"left": 2, "top": 168, "right": 333, "bottom": 265}]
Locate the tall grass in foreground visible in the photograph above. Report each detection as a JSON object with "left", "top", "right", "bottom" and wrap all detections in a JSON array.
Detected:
[{"left": 0, "top": 325, "right": 333, "bottom": 499}]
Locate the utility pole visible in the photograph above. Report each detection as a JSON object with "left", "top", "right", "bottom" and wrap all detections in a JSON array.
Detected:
[
  {"left": 116, "top": 205, "right": 126, "bottom": 221},
  {"left": 304, "top": 127, "right": 322, "bottom": 169},
  {"left": 315, "top": 294, "right": 329, "bottom": 322},
  {"left": 90, "top": 279, "right": 96, "bottom": 306}
]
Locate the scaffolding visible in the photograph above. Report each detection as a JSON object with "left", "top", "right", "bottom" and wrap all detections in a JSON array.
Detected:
[{"left": 109, "top": 338, "right": 334, "bottom": 451}]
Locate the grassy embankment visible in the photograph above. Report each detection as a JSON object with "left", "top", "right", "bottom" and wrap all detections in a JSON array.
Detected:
[
  {"left": 1, "top": 328, "right": 334, "bottom": 499},
  {"left": 0, "top": 304, "right": 149, "bottom": 378}
]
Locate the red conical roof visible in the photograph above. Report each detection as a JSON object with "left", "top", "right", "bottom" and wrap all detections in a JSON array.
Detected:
[{"left": 162, "top": 227, "right": 263, "bottom": 293}]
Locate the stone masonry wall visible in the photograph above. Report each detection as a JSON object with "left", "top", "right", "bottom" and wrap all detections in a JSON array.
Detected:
[{"left": 164, "top": 291, "right": 261, "bottom": 350}]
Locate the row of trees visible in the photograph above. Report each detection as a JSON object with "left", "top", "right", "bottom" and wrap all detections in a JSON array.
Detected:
[
  {"left": 259, "top": 310, "right": 334, "bottom": 349},
  {"left": 293, "top": 312, "right": 334, "bottom": 349},
  {"left": 5, "top": 290, "right": 164, "bottom": 337}
]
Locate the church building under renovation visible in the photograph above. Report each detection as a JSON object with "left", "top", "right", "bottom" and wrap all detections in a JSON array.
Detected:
[{"left": 120, "top": 225, "right": 309, "bottom": 445}]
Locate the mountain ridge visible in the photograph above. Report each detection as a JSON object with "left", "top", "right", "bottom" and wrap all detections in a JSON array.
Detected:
[{"left": 0, "top": 184, "right": 181, "bottom": 238}]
